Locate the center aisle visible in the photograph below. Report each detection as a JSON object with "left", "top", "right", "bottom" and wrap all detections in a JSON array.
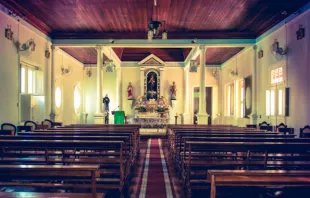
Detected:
[{"left": 139, "top": 139, "right": 173, "bottom": 198}]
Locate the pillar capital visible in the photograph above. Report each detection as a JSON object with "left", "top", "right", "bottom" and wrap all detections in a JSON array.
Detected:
[
  {"left": 51, "top": 45, "right": 56, "bottom": 51},
  {"left": 199, "top": 45, "right": 207, "bottom": 52},
  {"left": 95, "top": 45, "right": 103, "bottom": 52}
]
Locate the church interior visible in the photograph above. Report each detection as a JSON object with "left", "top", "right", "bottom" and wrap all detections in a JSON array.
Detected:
[{"left": 0, "top": 0, "right": 310, "bottom": 197}]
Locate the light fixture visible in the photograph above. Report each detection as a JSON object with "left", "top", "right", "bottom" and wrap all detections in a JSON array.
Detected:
[
  {"left": 147, "top": 20, "right": 167, "bottom": 42},
  {"left": 5, "top": 25, "right": 13, "bottom": 40},
  {"left": 189, "top": 60, "right": 198, "bottom": 73},
  {"left": 85, "top": 66, "right": 92, "bottom": 77},
  {"left": 212, "top": 68, "right": 218, "bottom": 77},
  {"left": 45, "top": 49, "right": 50, "bottom": 59},
  {"left": 61, "top": 53, "right": 71, "bottom": 75},
  {"left": 296, "top": 25, "right": 305, "bottom": 40},
  {"left": 104, "top": 48, "right": 115, "bottom": 72}
]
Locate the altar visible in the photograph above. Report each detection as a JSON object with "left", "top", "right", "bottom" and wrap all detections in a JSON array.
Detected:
[
  {"left": 133, "top": 96, "right": 170, "bottom": 132},
  {"left": 126, "top": 55, "right": 177, "bottom": 135}
]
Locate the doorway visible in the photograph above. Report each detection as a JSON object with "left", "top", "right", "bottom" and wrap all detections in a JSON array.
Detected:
[{"left": 193, "top": 87, "right": 212, "bottom": 124}]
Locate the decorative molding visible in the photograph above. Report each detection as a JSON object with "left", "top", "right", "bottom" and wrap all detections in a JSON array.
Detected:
[{"left": 138, "top": 54, "right": 166, "bottom": 66}]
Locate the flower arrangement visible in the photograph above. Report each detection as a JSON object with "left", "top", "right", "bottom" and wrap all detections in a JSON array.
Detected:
[
  {"left": 156, "top": 104, "right": 169, "bottom": 112},
  {"left": 135, "top": 103, "right": 147, "bottom": 112}
]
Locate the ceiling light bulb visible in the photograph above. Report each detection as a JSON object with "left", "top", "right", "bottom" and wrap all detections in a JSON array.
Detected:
[{"left": 162, "top": 31, "right": 167, "bottom": 40}]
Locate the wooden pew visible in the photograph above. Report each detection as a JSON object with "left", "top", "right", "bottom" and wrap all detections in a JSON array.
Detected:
[
  {"left": 170, "top": 132, "right": 295, "bottom": 162},
  {"left": 207, "top": 170, "right": 310, "bottom": 198},
  {"left": 0, "top": 165, "right": 100, "bottom": 198},
  {"left": 0, "top": 130, "right": 14, "bottom": 136},
  {"left": 182, "top": 141, "right": 310, "bottom": 196},
  {"left": 18, "top": 131, "right": 139, "bottom": 159},
  {"left": 0, "top": 192, "right": 104, "bottom": 198},
  {"left": 0, "top": 140, "right": 128, "bottom": 195}
]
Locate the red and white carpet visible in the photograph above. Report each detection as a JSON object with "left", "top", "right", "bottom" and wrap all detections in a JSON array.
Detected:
[{"left": 138, "top": 139, "right": 173, "bottom": 198}]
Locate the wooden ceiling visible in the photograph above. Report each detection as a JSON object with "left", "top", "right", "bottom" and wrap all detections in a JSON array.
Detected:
[
  {"left": 61, "top": 48, "right": 109, "bottom": 64},
  {"left": 196, "top": 47, "right": 244, "bottom": 65},
  {"left": 114, "top": 48, "right": 192, "bottom": 62},
  {"left": 1, "top": 0, "right": 308, "bottom": 39},
  {"left": 61, "top": 48, "right": 191, "bottom": 63},
  {"left": 61, "top": 47, "right": 243, "bottom": 65}
]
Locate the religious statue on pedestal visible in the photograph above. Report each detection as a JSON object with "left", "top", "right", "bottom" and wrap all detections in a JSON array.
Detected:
[
  {"left": 170, "top": 81, "right": 177, "bottom": 100},
  {"left": 127, "top": 82, "right": 134, "bottom": 99},
  {"left": 103, "top": 94, "right": 110, "bottom": 111}
]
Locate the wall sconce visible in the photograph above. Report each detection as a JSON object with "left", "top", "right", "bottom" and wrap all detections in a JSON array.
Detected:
[
  {"left": 45, "top": 49, "right": 50, "bottom": 59},
  {"left": 5, "top": 25, "right": 13, "bottom": 40},
  {"left": 296, "top": 25, "right": 305, "bottom": 40},
  {"left": 104, "top": 59, "right": 115, "bottom": 72},
  {"left": 258, "top": 49, "right": 264, "bottom": 59},
  {"left": 189, "top": 60, "right": 198, "bottom": 72},
  {"left": 86, "top": 67, "right": 92, "bottom": 77},
  {"left": 61, "top": 65, "right": 72, "bottom": 76},
  {"left": 212, "top": 68, "right": 218, "bottom": 77}
]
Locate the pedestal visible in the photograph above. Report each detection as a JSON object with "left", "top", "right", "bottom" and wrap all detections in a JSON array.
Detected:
[
  {"left": 182, "top": 113, "right": 191, "bottom": 124},
  {"left": 171, "top": 99, "right": 177, "bottom": 108},
  {"left": 128, "top": 99, "right": 134, "bottom": 109},
  {"left": 197, "top": 113, "right": 209, "bottom": 124},
  {"left": 94, "top": 113, "right": 104, "bottom": 124}
]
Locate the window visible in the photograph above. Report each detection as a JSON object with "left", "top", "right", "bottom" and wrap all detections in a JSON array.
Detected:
[
  {"left": 21, "top": 67, "right": 26, "bottom": 93},
  {"left": 226, "top": 83, "right": 234, "bottom": 116},
  {"left": 239, "top": 80, "right": 244, "bottom": 118},
  {"left": 266, "top": 65, "right": 286, "bottom": 117},
  {"left": 266, "top": 90, "right": 271, "bottom": 116},
  {"left": 74, "top": 85, "right": 81, "bottom": 113},
  {"left": 271, "top": 67, "right": 283, "bottom": 84},
  {"left": 55, "top": 87, "right": 62, "bottom": 108},
  {"left": 20, "top": 65, "right": 43, "bottom": 95},
  {"left": 278, "top": 89, "right": 284, "bottom": 116},
  {"left": 270, "top": 90, "right": 275, "bottom": 116},
  {"left": 28, "top": 70, "right": 33, "bottom": 94}
]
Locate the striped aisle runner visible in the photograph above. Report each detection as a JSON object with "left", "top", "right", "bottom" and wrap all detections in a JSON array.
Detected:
[{"left": 139, "top": 139, "right": 173, "bottom": 198}]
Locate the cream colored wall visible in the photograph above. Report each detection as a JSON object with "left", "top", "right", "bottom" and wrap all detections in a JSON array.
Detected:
[
  {"left": 256, "top": 10, "right": 310, "bottom": 132},
  {"left": 0, "top": 11, "right": 51, "bottom": 125},
  {"left": 121, "top": 67, "right": 140, "bottom": 118},
  {"left": 83, "top": 67, "right": 97, "bottom": 124},
  {"left": 83, "top": 66, "right": 118, "bottom": 124},
  {"left": 54, "top": 50, "right": 84, "bottom": 125},
  {"left": 220, "top": 10, "right": 310, "bottom": 133},
  {"left": 221, "top": 47, "right": 254, "bottom": 126},
  {"left": 0, "top": 10, "right": 84, "bottom": 125},
  {"left": 188, "top": 67, "right": 219, "bottom": 124}
]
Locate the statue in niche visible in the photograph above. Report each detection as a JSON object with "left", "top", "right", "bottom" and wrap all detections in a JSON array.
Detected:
[
  {"left": 147, "top": 72, "right": 158, "bottom": 100},
  {"left": 170, "top": 81, "right": 177, "bottom": 100},
  {"left": 103, "top": 94, "right": 110, "bottom": 111},
  {"left": 127, "top": 82, "right": 134, "bottom": 100}
]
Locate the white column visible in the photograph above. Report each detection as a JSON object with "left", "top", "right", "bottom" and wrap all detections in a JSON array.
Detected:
[
  {"left": 95, "top": 46, "right": 103, "bottom": 114},
  {"left": 197, "top": 45, "right": 209, "bottom": 124},
  {"left": 159, "top": 67, "right": 164, "bottom": 98},
  {"left": 252, "top": 45, "right": 258, "bottom": 124},
  {"left": 182, "top": 67, "right": 190, "bottom": 123},
  {"left": 116, "top": 67, "right": 122, "bottom": 110},
  {"left": 140, "top": 67, "right": 145, "bottom": 96},
  {"left": 49, "top": 45, "right": 56, "bottom": 121}
]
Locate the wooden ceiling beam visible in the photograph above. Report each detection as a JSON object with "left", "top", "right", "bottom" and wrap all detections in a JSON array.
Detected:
[{"left": 52, "top": 39, "right": 255, "bottom": 48}]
